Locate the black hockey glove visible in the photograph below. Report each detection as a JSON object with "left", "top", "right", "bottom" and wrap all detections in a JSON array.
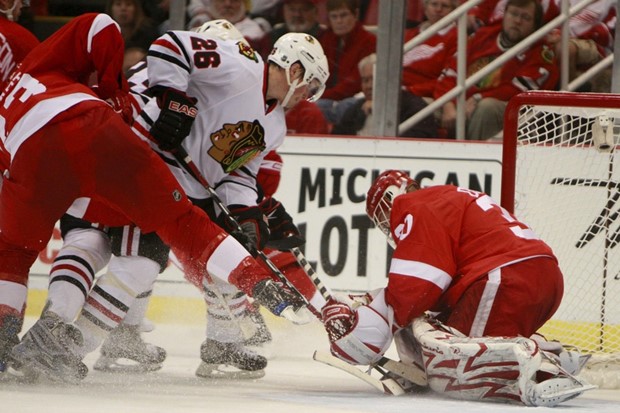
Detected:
[
  {"left": 251, "top": 279, "right": 305, "bottom": 317},
  {"left": 220, "top": 205, "right": 270, "bottom": 254},
  {"left": 259, "top": 197, "right": 305, "bottom": 250},
  {"left": 150, "top": 87, "right": 198, "bottom": 151}
]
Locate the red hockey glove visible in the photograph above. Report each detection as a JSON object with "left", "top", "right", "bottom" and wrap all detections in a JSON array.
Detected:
[
  {"left": 150, "top": 87, "right": 198, "bottom": 151},
  {"left": 259, "top": 197, "right": 305, "bottom": 250},
  {"left": 106, "top": 90, "right": 134, "bottom": 125},
  {"left": 321, "top": 298, "right": 355, "bottom": 343}
]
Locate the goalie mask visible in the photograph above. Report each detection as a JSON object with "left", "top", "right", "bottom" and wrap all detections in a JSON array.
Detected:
[
  {"left": 366, "top": 170, "right": 419, "bottom": 248},
  {"left": 268, "top": 32, "right": 329, "bottom": 107}
]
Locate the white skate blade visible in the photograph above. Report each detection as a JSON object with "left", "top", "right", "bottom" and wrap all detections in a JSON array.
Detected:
[
  {"left": 0, "top": 365, "right": 38, "bottom": 383},
  {"left": 93, "top": 355, "right": 163, "bottom": 373},
  {"left": 529, "top": 377, "right": 597, "bottom": 407},
  {"left": 195, "top": 362, "right": 265, "bottom": 380}
]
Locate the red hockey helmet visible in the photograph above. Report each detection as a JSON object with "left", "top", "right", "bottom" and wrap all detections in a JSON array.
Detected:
[{"left": 366, "top": 170, "right": 418, "bottom": 246}]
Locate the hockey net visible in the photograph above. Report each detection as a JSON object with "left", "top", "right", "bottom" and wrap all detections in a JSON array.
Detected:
[{"left": 502, "top": 91, "right": 620, "bottom": 389}]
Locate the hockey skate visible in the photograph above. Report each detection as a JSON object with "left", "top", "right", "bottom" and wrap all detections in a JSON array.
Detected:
[
  {"left": 195, "top": 339, "right": 267, "bottom": 379},
  {"left": 0, "top": 314, "right": 32, "bottom": 381},
  {"left": 243, "top": 303, "right": 272, "bottom": 347},
  {"left": 522, "top": 350, "right": 596, "bottom": 407},
  {"left": 93, "top": 324, "right": 167, "bottom": 373},
  {"left": 11, "top": 311, "right": 88, "bottom": 384}
]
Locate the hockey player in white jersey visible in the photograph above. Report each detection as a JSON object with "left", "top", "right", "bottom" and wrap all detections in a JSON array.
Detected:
[{"left": 11, "top": 20, "right": 329, "bottom": 382}]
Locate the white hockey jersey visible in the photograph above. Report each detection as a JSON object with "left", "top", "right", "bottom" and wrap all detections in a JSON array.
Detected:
[{"left": 132, "top": 30, "right": 287, "bottom": 207}]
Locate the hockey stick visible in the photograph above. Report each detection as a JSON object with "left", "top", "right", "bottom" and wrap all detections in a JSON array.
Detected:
[
  {"left": 290, "top": 247, "right": 427, "bottom": 387},
  {"left": 171, "top": 147, "right": 317, "bottom": 321},
  {"left": 313, "top": 351, "right": 406, "bottom": 395}
]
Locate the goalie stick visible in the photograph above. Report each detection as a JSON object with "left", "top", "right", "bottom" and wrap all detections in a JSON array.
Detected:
[
  {"left": 290, "top": 247, "right": 427, "bottom": 387},
  {"left": 313, "top": 351, "right": 407, "bottom": 395}
]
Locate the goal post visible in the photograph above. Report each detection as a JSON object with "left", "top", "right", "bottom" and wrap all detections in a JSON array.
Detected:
[{"left": 501, "top": 91, "right": 620, "bottom": 388}]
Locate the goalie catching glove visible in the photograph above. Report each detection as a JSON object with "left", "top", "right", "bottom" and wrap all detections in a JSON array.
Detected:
[
  {"left": 150, "top": 87, "right": 198, "bottom": 151},
  {"left": 259, "top": 197, "right": 305, "bottom": 250}
]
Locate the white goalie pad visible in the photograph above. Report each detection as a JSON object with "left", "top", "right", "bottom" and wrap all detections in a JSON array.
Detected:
[{"left": 411, "top": 318, "right": 595, "bottom": 407}]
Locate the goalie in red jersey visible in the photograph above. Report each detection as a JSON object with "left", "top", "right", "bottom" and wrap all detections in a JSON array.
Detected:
[{"left": 320, "top": 170, "right": 594, "bottom": 406}]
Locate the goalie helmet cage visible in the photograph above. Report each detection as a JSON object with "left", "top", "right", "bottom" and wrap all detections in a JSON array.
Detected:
[{"left": 501, "top": 91, "right": 620, "bottom": 388}]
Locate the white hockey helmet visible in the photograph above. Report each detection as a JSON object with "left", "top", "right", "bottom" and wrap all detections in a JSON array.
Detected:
[
  {"left": 193, "top": 19, "right": 250, "bottom": 47},
  {"left": 268, "top": 32, "right": 329, "bottom": 105}
]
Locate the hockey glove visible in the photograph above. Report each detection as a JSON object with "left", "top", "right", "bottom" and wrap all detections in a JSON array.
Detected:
[
  {"left": 150, "top": 87, "right": 198, "bottom": 151},
  {"left": 321, "top": 297, "right": 356, "bottom": 342},
  {"left": 259, "top": 197, "right": 305, "bottom": 250},
  {"left": 106, "top": 89, "right": 134, "bottom": 125},
  {"left": 252, "top": 279, "right": 305, "bottom": 319},
  {"left": 221, "top": 205, "right": 270, "bottom": 254}
]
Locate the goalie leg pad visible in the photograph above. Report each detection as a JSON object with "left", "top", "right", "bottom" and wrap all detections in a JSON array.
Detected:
[{"left": 412, "top": 318, "right": 595, "bottom": 406}]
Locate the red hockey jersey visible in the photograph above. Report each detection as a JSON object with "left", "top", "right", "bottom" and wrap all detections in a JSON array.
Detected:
[
  {"left": 0, "top": 17, "right": 40, "bottom": 169},
  {"left": 384, "top": 185, "right": 556, "bottom": 327},
  {"left": 402, "top": 25, "right": 457, "bottom": 98},
  {"left": 0, "top": 17, "right": 39, "bottom": 89},
  {"left": 433, "top": 23, "right": 558, "bottom": 101},
  {"left": 0, "top": 13, "right": 128, "bottom": 159}
]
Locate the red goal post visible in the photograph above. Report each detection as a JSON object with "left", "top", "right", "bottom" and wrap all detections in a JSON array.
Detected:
[{"left": 501, "top": 91, "right": 620, "bottom": 388}]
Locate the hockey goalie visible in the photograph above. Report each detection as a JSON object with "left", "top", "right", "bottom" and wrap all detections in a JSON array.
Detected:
[{"left": 320, "top": 170, "right": 595, "bottom": 407}]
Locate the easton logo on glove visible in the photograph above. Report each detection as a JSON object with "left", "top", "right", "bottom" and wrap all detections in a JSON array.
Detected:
[{"left": 167, "top": 100, "right": 198, "bottom": 117}]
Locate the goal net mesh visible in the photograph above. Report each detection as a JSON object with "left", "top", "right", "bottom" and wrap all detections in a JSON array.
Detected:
[{"left": 505, "top": 92, "right": 620, "bottom": 388}]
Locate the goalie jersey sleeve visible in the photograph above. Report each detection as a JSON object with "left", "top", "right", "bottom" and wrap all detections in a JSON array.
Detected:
[
  {"left": 385, "top": 185, "right": 556, "bottom": 327},
  {"left": 134, "top": 30, "right": 286, "bottom": 206}
]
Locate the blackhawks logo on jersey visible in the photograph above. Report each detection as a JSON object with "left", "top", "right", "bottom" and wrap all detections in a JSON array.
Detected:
[
  {"left": 237, "top": 42, "right": 258, "bottom": 63},
  {"left": 208, "top": 120, "right": 266, "bottom": 173},
  {"left": 541, "top": 45, "right": 555, "bottom": 64}
]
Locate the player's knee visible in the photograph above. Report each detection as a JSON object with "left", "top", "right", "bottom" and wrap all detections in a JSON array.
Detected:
[{"left": 0, "top": 236, "right": 39, "bottom": 283}]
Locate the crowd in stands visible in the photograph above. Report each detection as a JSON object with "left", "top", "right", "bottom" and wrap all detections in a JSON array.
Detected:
[{"left": 4, "top": 0, "right": 618, "bottom": 140}]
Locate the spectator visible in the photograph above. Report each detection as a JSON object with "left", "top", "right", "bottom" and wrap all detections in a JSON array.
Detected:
[
  {"left": 248, "top": 0, "right": 283, "bottom": 27},
  {"left": 469, "top": 0, "right": 614, "bottom": 90},
  {"left": 545, "top": 0, "right": 615, "bottom": 90},
  {"left": 402, "top": 0, "right": 458, "bottom": 99},
  {"left": 254, "top": 0, "right": 326, "bottom": 59},
  {"left": 332, "top": 53, "right": 437, "bottom": 137},
  {"left": 107, "top": 0, "right": 160, "bottom": 71},
  {"left": 316, "top": 0, "right": 376, "bottom": 125},
  {"left": 436, "top": 0, "right": 558, "bottom": 140},
  {"left": 187, "top": 0, "right": 268, "bottom": 43},
  {"left": 142, "top": 0, "right": 174, "bottom": 34}
]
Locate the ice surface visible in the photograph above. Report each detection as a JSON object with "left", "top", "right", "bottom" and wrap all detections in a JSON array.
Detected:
[{"left": 1, "top": 318, "right": 619, "bottom": 413}]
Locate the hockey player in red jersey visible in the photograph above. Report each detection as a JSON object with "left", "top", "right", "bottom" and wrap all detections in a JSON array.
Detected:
[
  {"left": 0, "top": 13, "right": 302, "bottom": 382},
  {"left": 320, "top": 170, "right": 594, "bottom": 406},
  {"left": 0, "top": 0, "right": 38, "bottom": 89},
  {"left": 0, "top": 0, "right": 39, "bottom": 172}
]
